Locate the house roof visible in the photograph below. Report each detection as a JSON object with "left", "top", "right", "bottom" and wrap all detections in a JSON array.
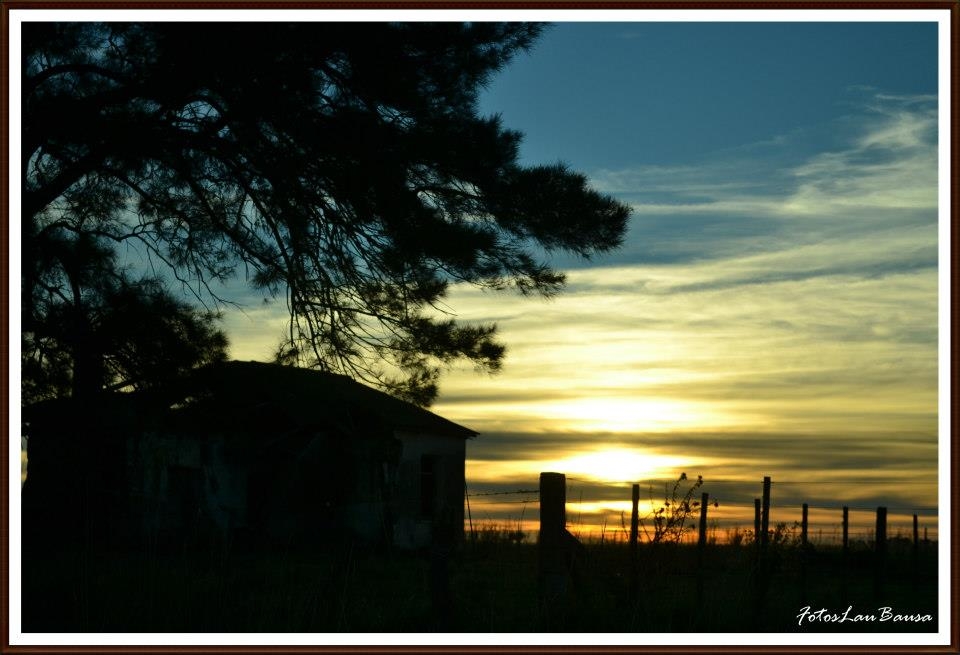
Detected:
[{"left": 181, "top": 360, "right": 478, "bottom": 440}]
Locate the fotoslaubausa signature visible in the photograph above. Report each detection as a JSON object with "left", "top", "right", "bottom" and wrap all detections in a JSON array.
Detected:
[{"left": 797, "top": 605, "right": 934, "bottom": 627}]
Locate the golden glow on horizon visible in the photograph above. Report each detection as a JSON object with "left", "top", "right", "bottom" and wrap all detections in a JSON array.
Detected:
[
  {"left": 565, "top": 500, "right": 635, "bottom": 516},
  {"left": 467, "top": 447, "right": 708, "bottom": 486},
  {"left": 541, "top": 447, "right": 700, "bottom": 484}
]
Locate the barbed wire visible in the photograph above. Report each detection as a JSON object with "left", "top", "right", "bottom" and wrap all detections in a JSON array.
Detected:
[
  {"left": 466, "top": 489, "right": 538, "bottom": 497},
  {"left": 469, "top": 501, "right": 933, "bottom": 514},
  {"left": 465, "top": 482, "right": 935, "bottom": 516},
  {"left": 773, "top": 480, "right": 935, "bottom": 485},
  {"left": 771, "top": 503, "right": 937, "bottom": 513},
  {"left": 562, "top": 477, "right": 936, "bottom": 487}
]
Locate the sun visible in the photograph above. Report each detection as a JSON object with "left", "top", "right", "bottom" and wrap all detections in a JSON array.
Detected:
[{"left": 542, "top": 447, "right": 693, "bottom": 484}]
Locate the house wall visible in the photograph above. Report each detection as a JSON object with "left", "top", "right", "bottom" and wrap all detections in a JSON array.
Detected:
[
  {"left": 127, "top": 427, "right": 466, "bottom": 550},
  {"left": 391, "top": 431, "right": 466, "bottom": 550},
  {"left": 129, "top": 432, "right": 246, "bottom": 542}
]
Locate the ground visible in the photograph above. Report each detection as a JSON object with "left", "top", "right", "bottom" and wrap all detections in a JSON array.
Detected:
[{"left": 21, "top": 532, "right": 938, "bottom": 634}]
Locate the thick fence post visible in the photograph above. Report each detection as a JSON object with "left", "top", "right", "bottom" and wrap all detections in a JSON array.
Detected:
[
  {"left": 874, "top": 506, "right": 887, "bottom": 599},
  {"left": 539, "top": 472, "right": 567, "bottom": 609},
  {"left": 875, "top": 506, "right": 887, "bottom": 551},
  {"left": 539, "top": 473, "right": 566, "bottom": 542}
]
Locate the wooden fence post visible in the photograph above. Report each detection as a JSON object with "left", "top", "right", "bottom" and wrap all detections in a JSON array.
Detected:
[
  {"left": 630, "top": 483, "right": 640, "bottom": 601},
  {"left": 464, "top": 481, "right": 474, "bottom": 543},
  {"left": 539, "top": 473, "right": 566, "bottom": 539},
  {"left": 698, "top": 492, "right": 709, "bottom": 549},
  {"left": 874, "top": 506, "right": 887, "bottom": 599},
  {"left": 912, "top": 513, "right": 920, "bottom": 582},
  {"left": 875, "top": 506, "right": 887, "bottom": 551},
  {"left": 754, "top": 478, "right": 772, "bottom": 631},
  {"left": 754, "top": 498, "right": 761, "bottom": 544},
  {"left": 696, "top": 492, "right": 709, "bottom": 609},
  {"left": 840, "top": 506, "right": 849, "bottom": 605},
  {"left": 801, "top": 503, "right": 808, "bottom": 546},
  {"left": 842, "top": 506, "right": 849, "bottom": 553},
  {"left": 539, "top": 472, "right": 567, "bottom": 608},
  {"left": 799, "top": 502, "right": 809, "bottom": 605},
  {"left": 760, "top": 477, "right": 771, "bottom": 547}
]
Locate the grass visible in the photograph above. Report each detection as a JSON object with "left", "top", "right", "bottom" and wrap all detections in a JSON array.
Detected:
[{"left": 21, "top": 529, "right": 938, "bottom": 633}]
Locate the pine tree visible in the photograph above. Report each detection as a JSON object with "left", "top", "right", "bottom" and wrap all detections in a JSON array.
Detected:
[{"left": 23, "top": 22, "right": 630, "bottom": 404}]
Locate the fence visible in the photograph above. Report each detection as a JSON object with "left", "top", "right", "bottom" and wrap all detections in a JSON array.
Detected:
[
  {"left": 464, "top": 472, "right": 936, "bottom": 613},
  {"left": 464, "top": 475, "right": 936, "bottom": 546}
]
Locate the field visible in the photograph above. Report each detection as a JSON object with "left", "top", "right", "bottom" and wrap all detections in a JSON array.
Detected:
[{"left": 21, "top": 530, "right": 938, "bottom": 634}]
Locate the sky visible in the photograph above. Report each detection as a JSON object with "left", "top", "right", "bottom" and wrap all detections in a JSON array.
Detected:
[{"left": 220, "top": 20, "right": 942, "bottom": 541}]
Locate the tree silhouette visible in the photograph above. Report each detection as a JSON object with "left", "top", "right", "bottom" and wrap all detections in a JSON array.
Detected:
[
  {"left": 23, "top": 22, "right": 630, "bottom": 405},
  {"left": 22, "top": 227, "right": 228, "bottom": 403}
]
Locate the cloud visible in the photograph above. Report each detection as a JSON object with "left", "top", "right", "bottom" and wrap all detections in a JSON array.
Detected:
[
  {"left": 579, "top": 92, "right": 938, "bottom": 273},
  {"left": 220, "top": 94, "right": 939, "bottom": 376}
]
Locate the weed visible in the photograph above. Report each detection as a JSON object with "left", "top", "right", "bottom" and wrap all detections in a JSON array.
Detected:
[{"left": 640, "top": 472, "right": 709, "bottom": 544}]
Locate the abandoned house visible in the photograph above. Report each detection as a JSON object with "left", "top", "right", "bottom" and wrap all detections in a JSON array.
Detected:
[{"left": 22, "top": 360, "right": 476, "bottom": 551}]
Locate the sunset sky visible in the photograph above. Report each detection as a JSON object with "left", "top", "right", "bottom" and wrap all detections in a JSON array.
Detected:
[{"left": 216, "top": 20, "right": 942, "bottom": 540}]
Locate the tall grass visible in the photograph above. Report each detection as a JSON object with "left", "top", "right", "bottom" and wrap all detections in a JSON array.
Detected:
[{"left": 22, "top": 528, "right": 938, "bottom": 633}]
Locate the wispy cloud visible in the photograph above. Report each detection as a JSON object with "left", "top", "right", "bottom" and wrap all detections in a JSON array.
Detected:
[{"left": 582, "top": 93, "right": 937, "bottom": 272}]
